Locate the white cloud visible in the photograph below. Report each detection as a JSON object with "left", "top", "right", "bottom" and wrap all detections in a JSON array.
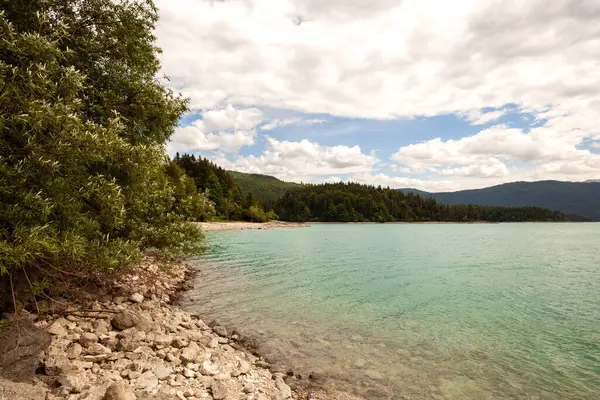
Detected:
[
  {"left": 215, "top": 137, "right": 378, "bottom": 182},
  {"left": 460, "top": 109, "right": 507, "bottom": 125},
  {"left": 168, "top": 105, "right": 263, "bottom": 154},
  {"left": 156, "top": 0, "right": 600, "bottom": 187},
  {"left": 260, "top": 118, "right": 326, "bottom": 131}
]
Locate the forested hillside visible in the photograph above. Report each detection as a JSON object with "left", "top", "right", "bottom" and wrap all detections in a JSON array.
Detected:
[
  {"left": 276, "top": 183, "right": 573, "bottom": 223},
  {"left": 229, "top": 171, "right": 300, "bottom": 209},
  {"left": 402, "top": 181, "right": 600, "bottom": 221},
  {"left": 173, "top": 154, "right": 277, "bottom": 222}
]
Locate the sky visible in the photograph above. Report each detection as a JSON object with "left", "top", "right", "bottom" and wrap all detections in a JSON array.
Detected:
[{"left": 155, "top": 0, "right": 600, "bottom": 192}]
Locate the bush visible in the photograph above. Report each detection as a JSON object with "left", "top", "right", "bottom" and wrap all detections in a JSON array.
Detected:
[{"left": 0, "top": 1, "right": 204, "bottom": 310}]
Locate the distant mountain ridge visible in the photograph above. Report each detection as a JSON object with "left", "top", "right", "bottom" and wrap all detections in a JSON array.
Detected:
[{"left": 401, "top": 180, "right": 600, "bottom": 221}]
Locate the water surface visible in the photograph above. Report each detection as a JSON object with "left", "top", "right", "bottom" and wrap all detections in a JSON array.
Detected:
[{"left": 183, "top": 223, "right": 600, "bottom": 399}]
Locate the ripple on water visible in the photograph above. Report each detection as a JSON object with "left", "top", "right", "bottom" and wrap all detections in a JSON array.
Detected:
[{"left": 184, "top": 223, "right": 600, "bottom": 400}]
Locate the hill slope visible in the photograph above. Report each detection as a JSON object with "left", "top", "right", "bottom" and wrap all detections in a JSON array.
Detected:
[
  {"left": 402, "top": 181, "right": 600, "bottom": 221},
  {"left": 276, "top": 182, "right": 573, "bottom": 222},
  {"left": 229, "top": 171, "right": 301, "bottom": 209}
]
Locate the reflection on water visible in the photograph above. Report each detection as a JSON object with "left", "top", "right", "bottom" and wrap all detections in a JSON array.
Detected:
[{"left": 182, "top": 223, "right": 600, "bottom": 399}]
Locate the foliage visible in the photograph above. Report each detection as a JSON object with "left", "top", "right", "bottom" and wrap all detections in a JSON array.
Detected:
[
  {"left": 401, "top": 181, "right": 599, "bottom": 221},
  {"left": 173, "top": 153, "right": 273, "bottom": 221},
  {"left": 0, "top": 0, "right": 205, "bottom": 308},
  {"left": 229, "top": 171, "right": 301, "bottom": 210},
  {"left": 275, "top": 182, "right": 572, "bottom": 223}
]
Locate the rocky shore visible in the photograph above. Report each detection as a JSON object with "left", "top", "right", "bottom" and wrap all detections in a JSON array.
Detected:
[
  {"left": 0, "top": 256, "right": 359, "bottom": 400},
  {"left": 195, "top": 222, "right": 308, "bottom": 232}
]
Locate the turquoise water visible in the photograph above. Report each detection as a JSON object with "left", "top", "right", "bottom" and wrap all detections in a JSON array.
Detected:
[{"left": 183, "top": 223, "right": 600, "bottom": 399}]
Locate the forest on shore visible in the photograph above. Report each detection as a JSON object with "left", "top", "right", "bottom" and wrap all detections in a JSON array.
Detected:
[{"left": 274, "top": 182, "right": 572, "bottom": 223}]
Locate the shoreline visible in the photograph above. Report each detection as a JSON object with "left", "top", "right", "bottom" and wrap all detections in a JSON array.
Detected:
[
  {"left": 0, "top": 254, "right": 359, "bottom": 400},
  {"left": 196, "top": 221, "right": 309, "bottom": 232}
]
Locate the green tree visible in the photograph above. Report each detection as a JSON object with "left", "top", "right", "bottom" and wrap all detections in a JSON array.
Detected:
[{"left": 0, "top": 1, "right": 204, "bottom": 308}]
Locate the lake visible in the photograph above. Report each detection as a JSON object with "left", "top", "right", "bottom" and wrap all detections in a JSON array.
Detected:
[{"left": 182, "top": 223, "right": 600, "bottom": 399}]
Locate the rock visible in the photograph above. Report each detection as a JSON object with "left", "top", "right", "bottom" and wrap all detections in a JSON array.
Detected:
[
  {"left": 59, "top": 370, "right": 89, "bottom": 393},
  {"left": 44, "top": 354, "right": 70, "bottom": 376},
  {"left": 153, "top": 333, "right": 173, "bottom": 349},
  {"left": 243, "top": 382, "right": 254, "bottom": 394},
  {"left": 199, "top": 360, "right": 219, "bottom": 376},
  {"left": 47, "top": 319, "right": 68, "bottom": 336},
  {"left": 135, "top": 316, "right": 153, "bottom": 333},
  {"left": 130, "top": 293, "right": 144, "bottom": 303},
  {"left": 116, "top": 337, "right": 139, "bottom": 352},
  {"left": 0, "top": 377, "right": 48, "bottom": 400},
  {"left": 92, "top": 319, "right": 110, "bottom": 336},
  {"left": 111, "top": 310, "right": 140, "bottom": 331},
  {"left": 86, "top": 342, "right": 111, "bottom": 355},
  {"left": 113, "top": 357, "right": 132, "bottom": 370},
  {"left": 153, "top": 365, "right": 171, "bottom": 380},
  {"left": 183, "top": 388, "right": 195, "bottom": 397},
  {"left": 354, "top": 358, "right": 367, "bottom": 368},
  {"left": 180, "top": 341, "right": 201, "bottom": 363},
  {"left": 82, "top": 354, "right": 110, "bottom": 362},
  {"left": 275, "top": 376, "right": 292, "bottom": 399},
  {"left": 238, "top": 359, "right": 251, "bottom": 375},
  {"left": 134, "top": 370, "right": 158, "bottom": 392},
  {"left": 103, "top": 382, "right": 136, "bottom": 400},
  {"left": 80, "top": 332, "right": 99, "bottom": 347},
  {"left": 211, "top": 381, "right": 227, "bottom": 400},
  {"left": 182, "top": 367, "right": 195, "bottom": 378},
  {"left": 172, "top": 336, "right": 189, "bottom": 348},
  {"left": 213, "top": 325, "right": 227, "bottom": 337},
  {"left": 67, "top": 342, "right": 83, "bottom": 359},
  {"left": 365, "top": 369, "right": 384, "bottom": 380}
]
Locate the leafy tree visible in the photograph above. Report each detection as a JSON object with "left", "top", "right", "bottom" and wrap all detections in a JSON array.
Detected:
[{"left": 0, "top": 0, "right": 204, "bottom": 309}]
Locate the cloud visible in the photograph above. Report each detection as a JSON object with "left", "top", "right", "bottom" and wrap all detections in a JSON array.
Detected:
[
  {"left": 156, "top": 0, "right": 600, "bottom": 187},
  {"left": 168, "top": 105, "right": 263, "bottom": 154},
  {"left": 214, "top": 137, "right": 378, "bottom": 182},
  {"left": 460, "top": 109, "right": 507, "bottom": 125},
  {"left": 260, "top": 117, "right": 326, "bottom": 131}
]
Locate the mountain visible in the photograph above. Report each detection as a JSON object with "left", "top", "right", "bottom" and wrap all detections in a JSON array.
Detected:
[
  {"left": 401, "top": 180, "right": 600, "bottom": 221},
  {"left": 229, "top": 171, "right": 301, "bottom": 210}
]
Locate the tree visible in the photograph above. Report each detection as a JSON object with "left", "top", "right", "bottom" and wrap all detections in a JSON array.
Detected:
[{"left": 0, "top": 0, "right": 204, "bottom": 309}]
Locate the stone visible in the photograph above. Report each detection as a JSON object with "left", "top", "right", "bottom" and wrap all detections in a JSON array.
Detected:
[
  {"left": 103, "top": 382, "right": 137, "bottom": 400},
  {"left": 182, "top": 367, "right": 195, "bottom": 378},
  {"left": 243, "top": 382, "right": 254, "bottom": 394},
  {"left": 153, "top": 334, "right": 173, "bottom": 349},
  {"left": 211, "top": 381, "right": 227, "bottom": 400},
  {"left": 111, "top": 311, "right": 140, "bottom": 331},
  {"left": 199, "top": 360, "right": 219, "bottom": 376},
  {"left": 80, "top": 332, "right": 99, "bottom": 347},
  {"left": 82, "top": 354, "right": 110, "bottom": 362},
  {"left": 275, "top": 377, "right": 292, "bottom": 399},
  {"left": 113, "top": 358, "right": 132, "bottom": 371},
  {"left": 213, "top": 326, "right": 227, "bottom": 337},
  {"left": 47, "top": 320, "right": 68, "bottom": 336},
  {"left": 180, "top": 341, "right": 201, "bottom": 363},
  {"left": 172, "top": 336, "right": 189, "bottom": 348},
  {"left": 365, "top": 369, "right": 384, "bottom": 380},
  {"left": 183, "top": 388, "right": 195, "bottom": 397},
  {"left": 86, "top": 343, "right": 111, "bottom": 355},
  {"left": 44, "top": 354, "right": 70, "bottom": 376},
  {"left": 116, "top": 337, "right": 139, "bottom": 352},
  {"left": 354, "top": 358, "right": 367, "bottom": 368},
  {"left": 59, "top": 370, "right": 89, "bottom": 394},
  {"left": 130, "top": 293, "right": 144, "bottom": 303},
  {"left": 135, "top": 315, "right": 153, "bottom": 333},
  {"left": 153, "top": 365, "right": 171, "bottom": 380},
  {"left": 238, "top": 360, "right": 251, "bottom": 375},
  {"left": 67, "top": 343, "right": 83, "bottom": 359},
  {"left": 134, "top": 370, "right": 158, "bottom": 392},
  {"left": 92, "top": 319, "right": 110, "bottom": 336},
  {"left": 0, "top": 377, "right": 48, "bottom": 400}
]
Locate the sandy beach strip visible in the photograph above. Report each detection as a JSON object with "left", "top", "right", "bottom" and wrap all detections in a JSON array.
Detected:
[{"left": 196, "top": 221, "right": 309, "bottom": 232}]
